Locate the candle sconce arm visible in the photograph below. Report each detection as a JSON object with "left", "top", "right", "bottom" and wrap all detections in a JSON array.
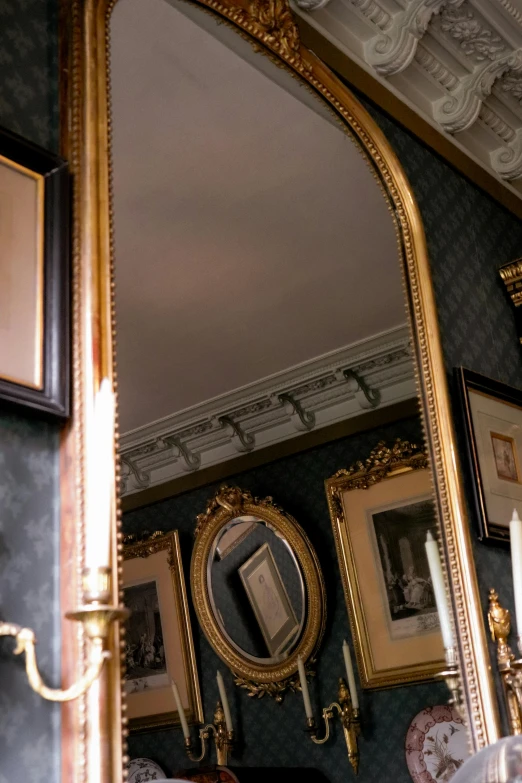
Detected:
[
  {"left": 0, "top": 601, "right": 128, "bottom": 703},
  {"left": 183, "top": 702, "right": 234, "bottom": 766},
  {"left": 304, "top": 679, "right": 361, "bottom": 774},
  {"left": 185, "top": 725, "right": 213, "bottom": 763}
]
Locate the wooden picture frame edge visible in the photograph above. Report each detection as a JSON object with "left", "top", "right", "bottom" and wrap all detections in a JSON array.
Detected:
[
  {"left": 0, "top": 124, "right": 70, "bottom": 421},
  {"left": 453, "top": 367, "right": 522, "bottom": 545}
]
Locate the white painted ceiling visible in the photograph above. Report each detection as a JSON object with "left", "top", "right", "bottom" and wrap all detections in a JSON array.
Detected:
[{"left": 110, "top": 0, "right": 406, "bottom": 434}]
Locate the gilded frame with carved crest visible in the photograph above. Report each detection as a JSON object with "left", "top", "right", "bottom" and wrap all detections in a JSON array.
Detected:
[
  {"left": 60, "top": 0, "right": 500, "bottom": 779},
  {"left": 326, "top": 439, "right": 446, "bottom": 689}
]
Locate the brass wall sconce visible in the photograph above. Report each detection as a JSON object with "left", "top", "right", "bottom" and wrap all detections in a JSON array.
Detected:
[
  {"left": 440, "top": 646, "right": 464, "bottom": 715},
  {"left": 306, "top": 678, "right": 361, "bottom": 774},
  {"left": 184, "top": 702, "right": 234, "bottom": 766},
  {"left": 488, "top": 588, "right": 522, "bottom": 734},
  {"left": 0, "top": 566, "right": 128, "bottom": 702}
]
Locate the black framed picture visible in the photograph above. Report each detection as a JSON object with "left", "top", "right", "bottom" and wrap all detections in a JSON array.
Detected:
[
  {"left": 0, "top": 126, "right": 70, "bottom": 419},
  {"left": 455, "top": 367, "right": 522, "bottom": 543}
]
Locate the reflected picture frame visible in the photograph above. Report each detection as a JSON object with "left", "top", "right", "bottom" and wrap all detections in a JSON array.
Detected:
[
  {"left": 0, "top": 125, "right": 70, "bottom": 419},
  {"left": 123, "top": 531, "right": 203, "bottom": 732},
  {"left": 239, "top": 542, "right": 300, "bottom": 658},
  {"left": 325, "top": 439, "right": 445, "bottom": 689},
  {"left": 455, "top": 367, "right": 522, "bottom": 544}
]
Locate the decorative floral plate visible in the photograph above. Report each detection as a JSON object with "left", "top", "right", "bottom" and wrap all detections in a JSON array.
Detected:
[
  {"left": 405, "top": 705, "right": 468, "bottom": 783},
  {"left": 127, "top": 758, "right": 166, "bottom": 783}
]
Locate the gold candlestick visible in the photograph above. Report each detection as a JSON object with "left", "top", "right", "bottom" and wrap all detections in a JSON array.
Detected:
[
  {"left": 306, "top": 678, "right": 361, "bottom": 774},
  {"left": 184, "top": 702, "right": 234, "bottom": 765},
  {"left": 488, "top": 588, "right": 522, "bottom": 735}
]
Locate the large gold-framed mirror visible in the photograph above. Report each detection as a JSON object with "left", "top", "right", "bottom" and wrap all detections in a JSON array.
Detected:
[{"left": 62, "top": 0, "right": 501, "bottom": 779}]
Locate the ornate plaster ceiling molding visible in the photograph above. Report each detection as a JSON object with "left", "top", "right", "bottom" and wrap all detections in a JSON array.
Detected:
[
  {"left": 119, "top": 326, "right": 415, "bottom": 496},
  {"left": 291, "top": 0, "right": 522, "bottom": 195}
]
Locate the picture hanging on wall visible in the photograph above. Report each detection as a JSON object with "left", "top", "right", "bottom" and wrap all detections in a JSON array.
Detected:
[
  {"left": 455, "top": 367, "right": 522, "bottom": 544},
  {"left": 325, "top": 439, "right": 446, "bottom": 689},
  {"left": 123, "top": 531, "right": 203, "bottom": 732},
  {"left": 0, "top": 125, "right": 70, "bottom": 419}
]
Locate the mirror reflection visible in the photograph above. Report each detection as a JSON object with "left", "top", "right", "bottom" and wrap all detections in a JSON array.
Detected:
[
  {"left": 109, "top": 0, "right": 462, "bottom": 777},
  {"left": 209, "top": 517, "right": 305, "bottom": 663}
]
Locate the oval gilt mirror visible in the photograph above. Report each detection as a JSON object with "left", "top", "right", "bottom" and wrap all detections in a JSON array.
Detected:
[{"left": 191, "top": 486, "right": 325, "bottom": 698}]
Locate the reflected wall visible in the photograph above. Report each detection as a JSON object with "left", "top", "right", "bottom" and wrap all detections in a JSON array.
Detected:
[{"left": 124, "top": 414, "right": 448, "bottom": 782}]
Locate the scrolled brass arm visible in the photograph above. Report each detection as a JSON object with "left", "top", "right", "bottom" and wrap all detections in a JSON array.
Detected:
[
  {"left": 0, "top": 622, "right": 109, "bottom": 702},
  {"left": 0, "top": 597, "right": 128, "bottom": 703}
]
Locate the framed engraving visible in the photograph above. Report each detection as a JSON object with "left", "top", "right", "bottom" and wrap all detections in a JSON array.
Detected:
[
  {"left": 239, "top": 542, "right": 299, "bottom": 658},
  {"left": 326, "top": 439, "right": 445, "bottom": 689},
  {"left": 123, "top": 531, "right": 203, "bottom": 732},
  {"left": 455, "top": 367, "right": 522, "bottom": 543}
]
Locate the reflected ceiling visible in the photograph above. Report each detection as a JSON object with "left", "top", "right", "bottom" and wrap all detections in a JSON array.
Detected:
[{"left": 111, "top": 0, "right": 404, "bottom": 433}]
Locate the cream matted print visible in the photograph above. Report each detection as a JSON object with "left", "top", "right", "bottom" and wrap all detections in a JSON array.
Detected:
[{"left": 0, "top": 157, "right": 44, "bottom": 389}]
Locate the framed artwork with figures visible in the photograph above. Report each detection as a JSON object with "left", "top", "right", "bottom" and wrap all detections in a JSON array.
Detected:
[
  {"left": 455, "top": 367, "right": 522, "bottom": 543},
  {"left": 325, "top": 439, "right": 445, "bottom": 689},
  {"left": 123, "top": 531, "right": 203, "bottom": 732}
]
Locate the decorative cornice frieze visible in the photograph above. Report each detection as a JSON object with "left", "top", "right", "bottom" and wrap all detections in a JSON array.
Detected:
[
  {"left": 490, "top": 128, "right": 522, "bottom": 179},
  {"left": 433, "top": 47, "right": 522, "bottom": 132},
  {"left": 415, "top": 44, "right": 459, "bottom": 88},
  {"left": 348, "top": 0, "right": 390, "bottom": 30},
  {"left": 119, "top": 326, "right": 415, "bottom": 496},
  {"left": 290, "top": 0, "right": 522, "bottom": 200},
  {"left": 438, "top": 4, "right": 506, "bottom": 62},
  {"left": 479, "top": 104, "right": 516, "bottom": 143},
  {"left": 365, "top": 0, "right": 450, "bottom": 76}
]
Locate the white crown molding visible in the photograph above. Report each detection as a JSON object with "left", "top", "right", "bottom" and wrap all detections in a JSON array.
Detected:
[
  {"left": 291, "top": 0, "right": 522, "bottom": 194},
  {"left": 119, "top": 325, "right": 416, "bottom": 496}
]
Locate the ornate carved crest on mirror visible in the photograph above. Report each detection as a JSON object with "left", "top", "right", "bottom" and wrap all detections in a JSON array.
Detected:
[
  {"left": 191, "top": 485, "right": 326, "bottom": 700},
  {"left": 60, "top": 0, "right": 503, "bottom": 779}
]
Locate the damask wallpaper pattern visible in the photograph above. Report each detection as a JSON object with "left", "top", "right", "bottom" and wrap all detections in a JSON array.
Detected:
[
  {"left": 0, "top": 3, "right": 61, "bottom": 782},
  {"left": 124, "top": 415, "right": 449, "bottom": 783},
  {"left": 0, "top": 414, "right": 61, "bottom": 783}
]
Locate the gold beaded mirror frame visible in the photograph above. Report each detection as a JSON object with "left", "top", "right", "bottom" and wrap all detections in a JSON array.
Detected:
[{"left": 60, "top": 0, "right": 500, "bottom": 780}]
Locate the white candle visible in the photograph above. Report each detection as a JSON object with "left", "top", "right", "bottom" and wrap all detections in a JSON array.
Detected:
[
  {"left": 297, "top": 654, "right": 313, "bottom": 720},
  {"left": 86, "top": 378, "right": 115, "bottom": 571},
  {"left": 510, "top": 509, "right": 522, "bottom": 641},
  {"left": 425, "top": 530, "right": 454, "bottom": 650},
  {"left": 171, "top": 680, "right": 190, "bottom": 739},
  {"left": 216, "top": 670, "right": 233, "bottom": 732},
  {"left": 342, "top": 639, "right": 359, "bottom": 710}
]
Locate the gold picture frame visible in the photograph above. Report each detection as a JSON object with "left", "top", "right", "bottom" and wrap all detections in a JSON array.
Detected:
[
  {"left": 325, "top": 439, "right": 446, "bottom": 689},
  {"left": 123, "top": 531, "right": 203, "bottom": 732},
  {"left": 239, "top": 542, "right": 300, "bottom": 658}
]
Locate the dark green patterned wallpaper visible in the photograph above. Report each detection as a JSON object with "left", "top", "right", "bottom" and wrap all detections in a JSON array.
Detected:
[
  {"left": 0, "top": 3, "right": 61, "bottom": 782},
  {"left": 0, "top": 0, "right": 59, "bottom": 151},
  {"left": 124, "top": 415, "right": 449, "bottom": 782}
]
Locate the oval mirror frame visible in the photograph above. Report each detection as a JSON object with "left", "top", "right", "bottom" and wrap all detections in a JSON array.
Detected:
[
  {"left": 62, "top": 0, "right": 501, "bottom": 779},
  {"left": 191, "top": 486, "right": 326, "bottom": 698}
]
